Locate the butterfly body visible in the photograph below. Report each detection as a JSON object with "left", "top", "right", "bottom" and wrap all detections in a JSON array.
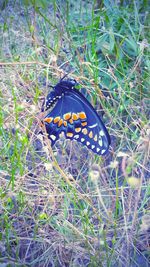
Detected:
[{"left": 43, "top": 79, "right": 110, "bottom": 155}]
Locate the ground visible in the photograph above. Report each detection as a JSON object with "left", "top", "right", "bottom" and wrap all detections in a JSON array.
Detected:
[{"left": 0, "top": 1, "right": 150, "bottom": 266}]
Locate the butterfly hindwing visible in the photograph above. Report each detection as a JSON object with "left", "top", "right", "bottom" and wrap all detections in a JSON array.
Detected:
[
  {"left": 43, "top": 80, "right": 110, "bottom": 155},
  {"left": 67, "top": 89, "right": 111, "bottom": 155}
]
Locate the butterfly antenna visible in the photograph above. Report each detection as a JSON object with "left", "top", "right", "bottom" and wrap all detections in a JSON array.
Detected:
[
  {"left": 60, "top": 73, "right": 68, "bottom": 81},
  {"left": 60, "top": 70, "right": 75, "bottom": 81}
]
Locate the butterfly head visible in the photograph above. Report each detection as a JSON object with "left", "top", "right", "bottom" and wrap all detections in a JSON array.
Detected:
[{"left": 55, "top": 78, "right": 77, "bottom": 91}]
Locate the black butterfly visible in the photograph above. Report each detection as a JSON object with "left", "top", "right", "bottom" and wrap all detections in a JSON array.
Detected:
[{"left": 42, "top": 78, "right": 110, "bottom": 155}]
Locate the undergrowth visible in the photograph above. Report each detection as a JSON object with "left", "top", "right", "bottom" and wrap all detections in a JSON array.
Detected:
[{"left": 0, "top": 0, "right": 149, "bottom": 266}]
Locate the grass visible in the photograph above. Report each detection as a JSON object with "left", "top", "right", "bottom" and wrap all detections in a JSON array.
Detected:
[{"left": 0, "top": 0, "right": 150, "bottom": 266}]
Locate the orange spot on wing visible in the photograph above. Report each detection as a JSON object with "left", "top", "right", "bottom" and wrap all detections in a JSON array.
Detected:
[
  {"left": 63, "top": 113, "right": 71, "bottom": 120},
  {"left": 58, "top": 119, "right": 63, "bottom": 127},
  {"left": 63, "top": 121, "right": 67, "bottom": 127},
  {"left": 78, "top": 112, "right": 86, "bottom": 120},
  {"left": 75, "top": 127, "right": 81, "bottom": 133},
  {"left": 81, "top": 122, "right": 87, "bottom": 127},
  {"left": 69, "top": 119, "right": 74, "bottom": 124},
  {"left": 44, "top": 117, "right": 53, "bottom": 123},
  {"left": 66, "top": 132, "right": 73, "bottom": 137},
  {"left": 72, "top": 113, "right": 79, "bottom": 120},
  {"left": 94, "top": 135, "right": 98, "bottom": 142},
  {"left": 82, "top": 128, "right": 88, "bottom": 135},
  {"left": 54, "top": 116, "right": 60, "bottom": 123},
  {"left": 89, "top": 131, "right": 93, "bottom": 138}
]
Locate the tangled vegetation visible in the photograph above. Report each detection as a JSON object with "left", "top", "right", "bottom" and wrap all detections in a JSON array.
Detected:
[{"left": 0, "top": 1, "right": 149, "bottom": 266}]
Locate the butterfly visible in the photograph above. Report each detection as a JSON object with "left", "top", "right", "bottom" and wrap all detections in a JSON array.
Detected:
[{"left": 42, "top": 78, "right": 111, "bottom": 155}]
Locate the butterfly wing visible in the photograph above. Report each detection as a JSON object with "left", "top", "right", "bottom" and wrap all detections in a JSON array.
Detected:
[{"left": 43, "top": 88, "right": 110, "bottom": 155}]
